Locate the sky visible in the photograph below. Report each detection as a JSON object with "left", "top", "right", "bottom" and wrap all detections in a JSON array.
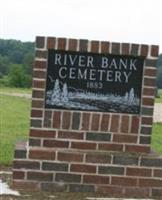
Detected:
[{"left": 1, "top": 0, "right": 162, "bottom": 53}]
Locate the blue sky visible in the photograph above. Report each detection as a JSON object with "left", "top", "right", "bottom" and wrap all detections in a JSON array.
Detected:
[{"left": 1, "top": 0, "right": 161, "bottom": 52}]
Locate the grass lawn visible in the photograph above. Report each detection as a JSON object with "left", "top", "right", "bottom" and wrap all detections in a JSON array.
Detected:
[
  {"left": 0, "top": 94, "right": 31, "bottom": 165},
  {"left": 0, "top": 87, "right": 162, "bottom": 165},
  {"left": 152, "top": 123, "right": 162, "bottom": 154},
  {"left": 0, "top": 86, "right": 32, "bottom": 94}
]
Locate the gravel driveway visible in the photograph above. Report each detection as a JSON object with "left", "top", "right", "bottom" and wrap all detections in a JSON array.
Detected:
[{"left": 154, "top": 103, "right": 162, "bottom": 122}]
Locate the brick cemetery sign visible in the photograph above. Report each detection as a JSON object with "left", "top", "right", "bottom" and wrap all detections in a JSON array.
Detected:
[{"left": 12, "top": 37, "right": 162, "bottom": 198}]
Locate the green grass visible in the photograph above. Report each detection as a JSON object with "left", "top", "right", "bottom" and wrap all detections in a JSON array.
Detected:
[
  {"left": 155, "top": 89, "right": 162, "bottom": 103},
  {"left": 0, "top": 94, "right": 31, "bottom": 165},
  {"left": 151, "top": 123, "right": 162, "bottom": 154}
]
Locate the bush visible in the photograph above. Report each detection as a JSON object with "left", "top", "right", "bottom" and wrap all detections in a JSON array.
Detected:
[
  {"left": 0, "top": 76, "right": 10, "bottom": 87},
  {"left": 8, "top": 64, "right": 32, "bottom": 88}
]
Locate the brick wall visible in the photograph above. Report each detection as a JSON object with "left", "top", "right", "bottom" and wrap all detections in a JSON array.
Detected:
[{"left": 13, "top": 37, "right": 162, "bottom": 198}]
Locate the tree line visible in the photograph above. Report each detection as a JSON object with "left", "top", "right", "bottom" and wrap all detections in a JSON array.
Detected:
[
  {"left": 0, "top": 38, "right": 162, "bottom": 88},
  {"left": 0, "top": 39, "right": 34, "bottom": 87}
]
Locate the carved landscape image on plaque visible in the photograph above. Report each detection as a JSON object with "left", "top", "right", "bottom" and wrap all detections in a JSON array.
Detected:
[{"left": 45, "top": 50, "right": 144, "bottom": 114}]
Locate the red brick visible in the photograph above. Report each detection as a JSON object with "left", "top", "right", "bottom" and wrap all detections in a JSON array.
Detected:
[
  {"left": 142, "top": 97, "right": 154, "bottom": 106},
  {"left": 29, "top": 138, "right": 41, "bottom": 146},
  {"left": 13, "top": 160, "right": 40, "bottom": 170},
  {"left": 55, "top": 173, "right": 81, "bottom": 183},
  {"left": 140, "top": 45, "right": 148, "bottom": 56},
  {"left": 96, "top": 185, "right": 123, "bottom": 196},
  {"left": 57, "top": 152, "right": 83, "bottom": 162},
  {"left": 33, "top": 70, "right": 46, "bottom": 79},
  {"left": 57, "top": 131, "right": 84, "bottom": 140},
  {"left": 111, "top": 176, "right": 137, "bottom": 186},
  {"left": 144, "top": 68, "right": 157, "bottom": 77},
  {"left": 35, "top": 50, "right": 47, "bottom": 59},
  {"left": 29, "top": 149, "right": 55, "bottom": 160},
  {"left": 69, "top": 39, "right": 77, "bottom": 51},
  {"left": 72, "top": 112, "right": 80, "bottom": 130},
  {"left": 47, "top": 37, "right": 56, "bottom": 49},
  {"left": 113, "top": 134, "right": 137, "bottom": 143},
  {"left": 32, "top": 100, "right": 44, "bottom": 108},
  {"left": 125, "top": 145, "right": 150, "bottom": 154},
  {"left": 15, "top": 141, "right": 26, "bottom": 149},
  {"left": 101, "top": 41, "right": 109, "bottom": 53},
  {"left": 30, "top": 129, "right": 56, "bottom": 138},
  {"left": 144, "top": 78, "right": 156, "bottom": 87},
  {"left": 79, "top": 39, "right": 88, "bottom": 51},
  {"left": 126, "top": 167, "right": 152, "bottom": 177},
  {"left": 34, "top": 60, "right": 47, "bottom": 69},
  {"left": 151, "top": 45, "right": 159, "bottom": 57},
  {"left": 70, "top": 164, "right": 96, "bottom": 173},
  {"left": 81, "top": 113, "right": 90, "bottom": 131},
  {"left": 13, "top": 180, "right": 40, "bottom": 191},
  {"left": 122, "top": 43, "right": 130, "bottom": 55},
  {"left": 71, "top": 141, "right": 96, "bottom": 150},
  {"left": 27, "top": 171, "right": 53, "bottom": 182},
  {"left": 58, "top": 38, "right": 66, "bottom": 50},
  {"left": 99, "top": 143, "right": 123, "bottom": 152},
  {"left": 100, "top": 114, "right": 110, "bottom": 131},
  {"left": 15, "top": 149, "right": 26, "bottom": 159},
  {"left": 91, "top": 40, "right": 99, "bottom": 53},
  {"left": 62, "top": 111, "right": 71, "bottom": 129},
  {"left": 13, "top": 171, "right": 25, "bottom": 179},
  {"left": 143, "top": 87, "right": 155, "bottom": 96},
  {"left": 111, "top": 43, "right": 120, "bottom": 54},
  {"left": 32, "top": 90, "right": 44, "bottom": 98},
  {"left": 36, "top": 36, "right": 45, "bottom": 49},
  {"left": 86, "top": 153, "right": 111, "bottom": 164},
  {"left": 131, "top": 116, "right": 140, "bottom": 134},
  {"left": 139, "top": 178, "right": 162, "bottom": 187},
  {"left": 131, "top": 44, "right": 139, "bottom": 56},
  {"left": 110, "top": 115, "right": 120, "bottom": 132},
  {"left": 53, "top": 111, "right": 61, "bottom": 129},
  {"left": 154, "top": 169, "right": 162, "bottom": 177},
  {"left": 91, "top": 114, "right": 100, "bottom": 131},
  {"left": 31, "top": 109, "right": 43, "bottom": 118},
  {"left": 30, "top": 119, "right": 42, "bottom": 127},
  {"left": 44, "top": 110, "right": 52, "bottom": 128},
  {"left": 33, "top": 80, "right": 45, "bottom": 89},
  {"left": 141, "top": 117, "right": 153, "bottom": 125},
  {"left": 121, "top": 115, "right": 129, "bottom": 133},
  {"left": 83, "top": 175, "right": 109, "bottom": 184},
  {"left": 124, "top": 187, "right": 150, "bottom": 198},
  {"left": 43, "top": 139, "right": 69, "bottom": 148}
]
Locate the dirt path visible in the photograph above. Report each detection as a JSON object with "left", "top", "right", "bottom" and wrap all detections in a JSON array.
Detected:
[
  {"left": 0, "top": 92, "right": 31, "bottom": 99},
  {"left": 153, "top": 103, "right": 162, "bottom": 122}
]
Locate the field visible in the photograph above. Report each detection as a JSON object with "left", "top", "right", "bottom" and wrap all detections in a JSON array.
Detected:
[
  {"left": 0, "top": 90, "right": 31, "bottom": 165},
  {"left": 0, "top": 87, "right": 162, "bottom": 165}
]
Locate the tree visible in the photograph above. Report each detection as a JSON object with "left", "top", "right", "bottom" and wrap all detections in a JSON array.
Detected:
[
  {"left": 157, "top": 54, "right": 162, "bottom": 88},
  {"left": 8, "top": 64, "right": 31, "bottom": 87},
  {"left": 23, "top": 52, "right": 34, "bottom": 74},
  {"left": 128, "top": 88, "right": 135, "bottom": 104},
  {"left": 61, "top": 83, "right": 69, "bottom": 103},
  {"left": 51, "top": 79, "right": 61, "bottom": 104},
  {"left": 0, "top": 55, "right": 10, "bottom": 76}
]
